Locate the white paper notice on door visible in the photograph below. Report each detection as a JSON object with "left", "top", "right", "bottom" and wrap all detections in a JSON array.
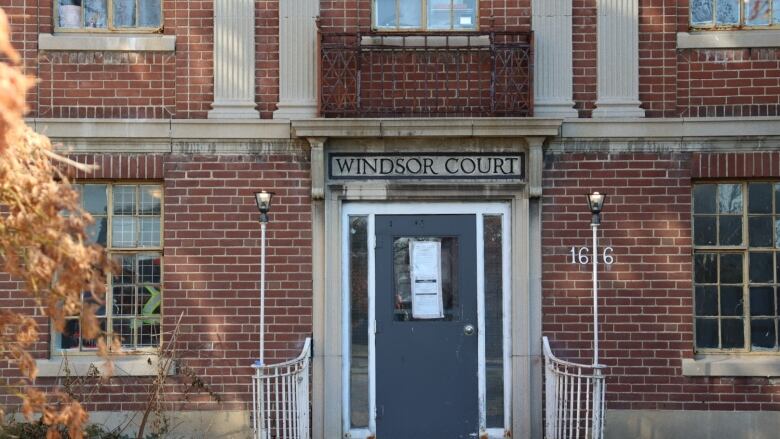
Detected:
[{"left": 410, "top": 240, "right": 444, "bottom": 319}]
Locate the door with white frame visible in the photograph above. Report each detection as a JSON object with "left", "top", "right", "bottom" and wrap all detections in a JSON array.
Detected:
[{"left": 342, "top": 202, "right": 511, "bottom": 439}]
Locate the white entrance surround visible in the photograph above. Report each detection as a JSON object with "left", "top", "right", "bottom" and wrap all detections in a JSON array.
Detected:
[
  {"left": 292, "top": 117, "right": 560, "bottom": 439},
  {"left": 208, "top": 0, "right": 260, "bottom": 119},
  {"left": 531, "top": 0, "right": 579, "bottom": 118},
  {"left": 340, "top": 202, "right": 512, "bottom": 438},
  {"left": 592, "top": 0, "right": 645, "bottom": 118},
  {"left": 273, "top": 0, "right": 319, "bottom": 119}
]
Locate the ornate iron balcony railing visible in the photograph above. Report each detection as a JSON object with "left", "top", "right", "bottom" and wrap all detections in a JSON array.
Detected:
[{"left": 319, "top": 30, "right": 533, "bottom": 118}]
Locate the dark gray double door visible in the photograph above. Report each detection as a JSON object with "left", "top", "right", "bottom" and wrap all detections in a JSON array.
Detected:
[{"left": 375, "top": 215, "right": 479, "bottom": 439}]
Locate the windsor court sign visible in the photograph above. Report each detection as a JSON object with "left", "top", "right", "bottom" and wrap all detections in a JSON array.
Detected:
[{"left": 328, "top": 153, "right": 525, "bottom": 181}]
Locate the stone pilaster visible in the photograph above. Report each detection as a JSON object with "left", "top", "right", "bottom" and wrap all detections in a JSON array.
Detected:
[
  {"left": 531, "top": 0, "right": 578, "bottom": 118},
  {"left": 592, "top": 0, "right": 645, "bottom": 118},
  {"left": 273, "top": 0, "right": 319, "bottom": 120},
  {"left": 208, "top": 0, "right": 259, "bottom": 119}
]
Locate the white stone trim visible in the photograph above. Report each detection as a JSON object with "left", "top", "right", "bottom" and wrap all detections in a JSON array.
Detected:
[
  {"left": 291, "top": 118, "right": 562, "bottom": 138},
  {"left": 38, "top": 33, "right": 176, "bottom": 52},
  {"left": 682, "top": 356, "right": 780, "bottom": 377},
  {"left": 360, "top": 35, "right": 490, "bottom": 47},
  {"left": 35, "top": 355, "right": 160, "bottom": 377},
  {"left": 274, "top": 0, "right": 319, "bottom": 120},
  {"left": 606, "top": 410, "right": 780, "bottom": 439},
  {"left": 677, "top": 30, "right": 780, "bottom": 49},
  {"left": 560, "top": 117, "right": 780, "bottom": 138},
  {"left": 532, "top": 0, "right": 578, "bottom": 118},
  {"left": 209, "top": 0, "right": 260, "bottom": 119},
  {"left": 593, "top": 0, "right": 644, "bottom": 118}
]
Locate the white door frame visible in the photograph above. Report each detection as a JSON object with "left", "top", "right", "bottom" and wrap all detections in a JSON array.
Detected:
[{"left": 341, "top": 202, "right": 512, "bottom": 439}]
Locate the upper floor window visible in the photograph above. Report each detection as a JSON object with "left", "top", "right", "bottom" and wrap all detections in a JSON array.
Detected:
[
  {"left": 56, "top": 183, "right": 163, "bottom": 354},
  {"left": 374, "top": 0, "right": 477, "bottom": 31},
  {"left": 691, "top": 0, "right": 780, "bottom": 28},
  {"left": 56, "top": 0, "right": 162, "bottom": 31},
  {"left": 692, "top": 182, "right": 780, "bottom": 353}
]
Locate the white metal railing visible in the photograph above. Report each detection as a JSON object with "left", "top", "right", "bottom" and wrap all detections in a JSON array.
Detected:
[
  {"left": 543, "top": 336, "right": 606, "bottom": 439},
  {"left": 252, "top": 338, "right": 312, "bottom": 439}
]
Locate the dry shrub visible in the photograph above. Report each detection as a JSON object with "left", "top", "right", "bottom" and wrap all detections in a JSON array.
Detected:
[{"left": 0, "top": 8, "right": 114, "bottom": 439}]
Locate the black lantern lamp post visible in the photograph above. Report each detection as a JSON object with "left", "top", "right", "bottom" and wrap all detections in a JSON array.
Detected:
[
  {"left": 586, "top": 191, "right": 605, "bottom": 368},
  {"left": 254, "top": 191, "right": 273, "bottom": 366}
]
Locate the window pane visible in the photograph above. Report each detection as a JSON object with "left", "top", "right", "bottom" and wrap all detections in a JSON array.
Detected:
[
  {"left": 140, "top": 186, "right": 162, "bottom": 215},
  {"left": 113, "top": 185, "right": 136, "bottom": 215},
  {"left": 59, "top": 319, "right": 81, "bottom": 350},
  {"left": 749, "top": 216, "right": 773, "bottom": 247},
  {"left": 721, "top": 319, "right": 744, "bottom": 348},
  {"left": 694, "top": 184, "right": 717, "bottom": 214},
  {"left": 716, "top": 0, "right": 740, "bottom": 25},
  {"left": 775, "top": 218, "right": 780, "bottom": 247},
  {"left": 113, "top": 0, "right": 137, "bottom": 27},
  {"left": 694, "top": 253, "right": 717, "bottom": 283},
  {"left": 720, "top": 184, "right": 743, "bottom": 213},
  {"left": 749, "top": 252, "right": 774, "bottom": 283},
  {"left": 453, "top": 0, "right": 476, "bottom": 29},
  {"left": 718, "top": 216, "right": 742, "bottom": 246},
  {"left": 113, "top": 285, "right": 135, "bottom": 316},
  {"left": 690, "top": 0, "right": 714, "bottom": 25},
  {"left": 745, "top": 0, "right": 770, "bottom": 25},
  {"left": 776, "top": 184, "right": 780, "bottom": 213},
  {"left": 138, "top": 0, "right": 161, "bottom": 27},
  {"left": 750, "top": 287, "right": 774, "bottom": 316},
  {"left": 112, "top": 216, "right": 137, "bottom": 247},
  {"left": 137, "top": 318, "right": 160, "bottom": 347},
  {"left": 114, "top": 253, "right": 135, "bottom": 284},
  {"left": 695, "top": 286, "right": 718, "bottom": 316},
  {"left": 81, "top": 318, "right": 105, "bottom": 350},
  {"left": 750, "top": 319, "right": 775, "bottom": 349},
  {"left": 392, "top": 237, "right": 459, "bottom": 321},
  {"left": 84, "top": 291, "right": 106, "bottom": 316},
  {"left": 84, "top": 0, "right": 108, "bottom": 28},
  {"left": 696, "top": 318, "right": 718, "bottom": 348},
  {"left": 484, "top": 215, "right": 504, "bottom": 428},
  {"left": 720, "top": 286, "right": 744, "bottom": 316},
  {"left": 375, "top": 0, "right": 397, "bottom": 28},
  {"left": 138, "top": 254, "right": 161, "bottom": 284},
  {"left": 349, "top": 216, "right": 369, "bottom": 428},
  {"left": 399, "top": 0, "right": 422, "bottom": 27},
  {"left": 85, "top": 217, "right": 108, "bottom": 246},
  {"left": 113, "top": 318, "right": 133, "bottom": 347},
  {"left": 775, "top": 0, "right": 780, "bottom": 23},
  {"left": 139, "top": 217, "right": 161, "bottom": 247},
  {"left": 58, "top": 1, "right": 83, "bottom": 28},
  {"left": 694, "top": 216, "right": 716, "bottom": 246},
  {"left": 83, "top": 184, "right": 108, "bottom": 215},
  {"left": 428, "top": 0, "right": 456, "bottom": 29},
  {"left": 749, "top": 183, "right": 772, "bottom": 213},
  {"left": 720, "top": 254, "right": 743, "bottom": 284}
]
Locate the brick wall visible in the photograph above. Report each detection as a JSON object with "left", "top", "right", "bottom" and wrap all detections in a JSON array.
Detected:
[
  {"left": 1, "top": 151, "right": 313, "bottom": 412},
  {"left": 678, "top": 49, "right": 780, "bottom": 117},
  {"left": 6, "top": 1, "right": 281, "bottom": 119},
  {"left": 572, "top": 0, "right": 597, "bottom": 118},
  {"left": 542, "top": 151, "right": 780, "bottom": 411}
]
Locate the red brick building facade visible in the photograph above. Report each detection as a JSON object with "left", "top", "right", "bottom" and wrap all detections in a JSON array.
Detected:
[{"left": 5, "top": 0, "right": 780, "bottom": 437}]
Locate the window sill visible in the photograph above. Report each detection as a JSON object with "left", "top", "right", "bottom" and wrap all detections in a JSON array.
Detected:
[
  {"left": 682, "top": 355, "right": 780, "bottom": 377},
  {"left": 35, "top": 354, "right": 164, "bottom": 378},
  {"left": 677, "top": 30, "right": 780, "bottom": 49},
  {"left": 38, "top": 33, "right": 176, "bottom": 52},
  {"left": 361, "top": 34, "right": 489, "bottom": 48}
]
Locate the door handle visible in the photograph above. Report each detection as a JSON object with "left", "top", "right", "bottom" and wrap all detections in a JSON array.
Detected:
[{"left": 463, "top": 324, "right": 475, "bottom": 336}]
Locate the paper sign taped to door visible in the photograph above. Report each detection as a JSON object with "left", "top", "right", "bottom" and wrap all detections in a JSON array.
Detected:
[{"left": 410, "top": 240, "right": 444, "bottom": 319}]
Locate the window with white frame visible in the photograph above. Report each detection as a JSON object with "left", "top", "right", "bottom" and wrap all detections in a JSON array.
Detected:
[
  {"left": 374, "top": 0, "right": 478, "bottom": 30},
  {"left": 690, "top": 0, "right": 780, "bottom": 28},
  {"left": 693, "top": 182, "right": 780, "bottom": 353},
  {"left": 56, "top": 183, "right": 163, "bottom": 353},
  {"left": 55, "top": 0, "right": 162, "bottom": 31}
]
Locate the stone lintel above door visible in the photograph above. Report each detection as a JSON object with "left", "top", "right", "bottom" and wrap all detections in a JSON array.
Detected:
[{"left": 295, "top": 118, "right": 562, "bottom": 200}]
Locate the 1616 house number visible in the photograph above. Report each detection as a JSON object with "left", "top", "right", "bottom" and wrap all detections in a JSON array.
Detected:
[{"left": 569, "top": 247, "right": 615, "bottom": 265}]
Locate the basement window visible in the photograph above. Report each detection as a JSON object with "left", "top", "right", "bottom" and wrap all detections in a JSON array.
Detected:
[
  {"left": 692, "top": 182, "right": 780, "bottom": 353},
  {"left": 55, "top": 0, "right": 162, "bottom": 32},
  {"left": 374, "top": 0, "right": 478, "bottom": 31},
  {"left": 690, "top": 0, "right": 780, "bottom": 28}
]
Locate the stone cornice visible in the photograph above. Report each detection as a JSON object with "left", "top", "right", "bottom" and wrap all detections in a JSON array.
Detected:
[{"left": 291, "top": 118, "right": 563, "bottom": 138}]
